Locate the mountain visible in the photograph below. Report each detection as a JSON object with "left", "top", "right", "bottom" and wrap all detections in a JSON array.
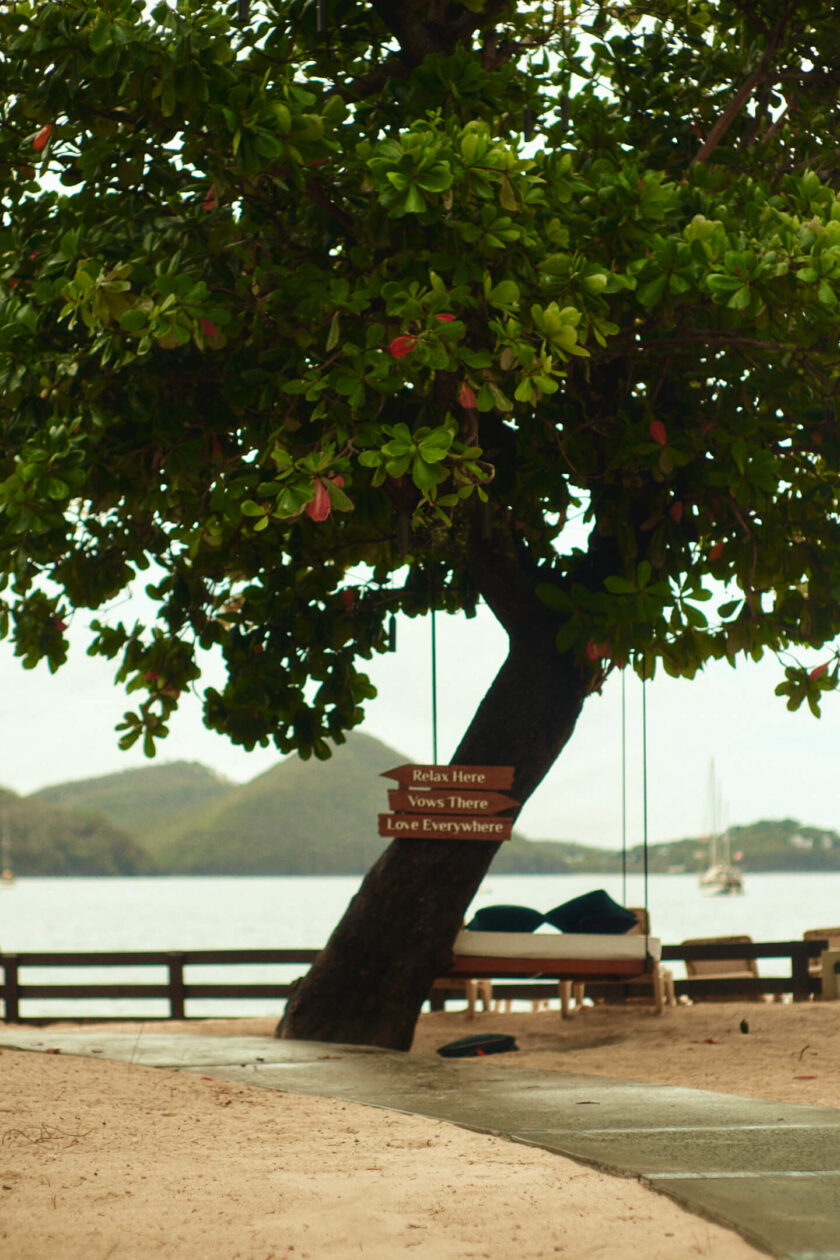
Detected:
[
  {"left": 148, "top": 732, "right": 411, "bottom": 873},
  {"left": 25, "top": 739, "right": 840, "bottom": 876},
  {"left": 622, "top": 817, "right": 840, "bottom": 874},
  {"left": 147, "top": 734, "right": 612, "bottom": 875},
  {"left": 32, "top": 760, "right": 232, "bottom": 839},
  {"left": 0, "top": 786, "right": 152, "bottom": 876},
  {"left": 490, "top": 836, "right": 619, "bottom": 874},
  {"left": 26, "top": 735, "right": 598, "bottom": 875}
]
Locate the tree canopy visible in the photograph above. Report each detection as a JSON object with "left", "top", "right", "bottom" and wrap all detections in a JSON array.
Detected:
[{"left": 2, "top": 0, "right": 840, "bottom": 767}]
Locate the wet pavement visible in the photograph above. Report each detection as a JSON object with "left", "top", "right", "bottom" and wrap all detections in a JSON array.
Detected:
[{"left": 2, "top": 1025, "right": 839, "bottom": 1260}]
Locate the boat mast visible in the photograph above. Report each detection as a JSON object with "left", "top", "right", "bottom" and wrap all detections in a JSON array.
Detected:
[{"left": 708, "top": 759, "right": 718, "bottom": 868}]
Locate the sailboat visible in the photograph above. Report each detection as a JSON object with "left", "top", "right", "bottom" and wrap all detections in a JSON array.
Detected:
[{"left": 698, "top": 762, "right": 744, "bottom": 895}]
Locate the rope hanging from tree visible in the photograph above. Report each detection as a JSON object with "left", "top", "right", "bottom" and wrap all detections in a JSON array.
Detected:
[{"left": 623, "top": 669, "right": 650, "bottom": 946}]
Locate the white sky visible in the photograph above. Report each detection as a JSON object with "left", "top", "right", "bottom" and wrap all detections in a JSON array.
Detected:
[{"left": 1, "top": 598, "right": 837, "bottom": 849}]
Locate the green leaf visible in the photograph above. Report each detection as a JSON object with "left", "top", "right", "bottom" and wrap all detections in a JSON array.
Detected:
[
  {"left": 536, "top": 583, "right": 565, "bottom": 610},
  {"left": 402, "top": 185, "right": 425, "bottom": 214},
  {"left": 727, "top": 285, "right": 751, "bottom": 310},
  {"left": 325, "top": 479, "right": 354, "bottom": 511},
  {"left": 604, "top": 575, "right": 636, "bottom": 594},
  {"left": 119, "top": 308, "right": 149, "bottom": 333},
  {"left": 637, "top": 274, "right": 668, "bottom": 308},
  {"left": 326, "top": 310, "right": 341, "bottom": 351},
  {"left": 411, "top": 456, "right": 443, "bottom": 494},
  {"left": 489, "top": 280, "right": 520, "bottom": 306}
]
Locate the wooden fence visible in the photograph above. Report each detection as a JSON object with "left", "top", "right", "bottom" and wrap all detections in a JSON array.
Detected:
[
  {"left": 0, "top": 949, "right": 319, "bottom": 1024},
  {"left": 0, "top": 939, "right": 833, "bottom": 1023}
]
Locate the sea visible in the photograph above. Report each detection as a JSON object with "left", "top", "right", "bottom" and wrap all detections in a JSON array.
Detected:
[{"left": 2, "top": 871, "right": 839, "bottom": 1019}]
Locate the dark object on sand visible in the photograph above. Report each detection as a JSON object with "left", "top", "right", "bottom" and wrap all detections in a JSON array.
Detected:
[
  {"left": 436, "top": 1033, "right": 519, "bottom": 1058},
  {"left": 740, "top": 1019, "right": 750, "bottom": 1034}
]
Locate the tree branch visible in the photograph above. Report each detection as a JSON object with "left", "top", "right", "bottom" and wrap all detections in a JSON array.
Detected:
[
  {"left": 692, "top": 1, "right": 799, "bottom": 165},
  {"left": 335, "top": 0, "right": 516, "bottom": 102}
]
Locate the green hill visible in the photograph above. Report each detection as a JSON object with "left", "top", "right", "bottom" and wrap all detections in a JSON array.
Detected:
[
  {"left": 148, "top": 734, "right": 610, "bottom": 875},
  {"left": 490, "top": 836, "right": 619, "bottom": 874},
  {"left": 25, "top": 737, "right": 840, "bottom": 876},
  {"left": 32, "top": 760, "right": 232, "bottom": 838},
  {"left": 0, "top": 787, "right": 152, "bottom": 876},
  {"left": 150, "top": 732, "right": 412, "bottom": 873},
  {"left": 27, "top": 734, "right": 600, "bottom": 875},
  {"left": 622, "top": 818, "right": 840, "bottom": 874}
]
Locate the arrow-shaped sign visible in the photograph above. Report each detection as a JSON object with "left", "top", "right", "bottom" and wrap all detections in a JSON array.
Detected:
[
  {"left": 381, "top": 764, "right": 515, "bottom": 790},
  {"left": 387, "top": 789, "right": 518, "bottom": 815},
  {"left": 378, "top": 813, "right": 513, "bottom": 842}
]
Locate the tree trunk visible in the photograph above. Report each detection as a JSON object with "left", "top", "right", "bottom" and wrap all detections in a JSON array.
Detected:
[{"left": 277, "top": 617, "right": 589, "bottom": 1050}]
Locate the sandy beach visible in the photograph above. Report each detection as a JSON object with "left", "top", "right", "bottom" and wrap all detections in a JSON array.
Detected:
[{"left": 3, "top": 1001, "right": 838, "bottom": 1259}]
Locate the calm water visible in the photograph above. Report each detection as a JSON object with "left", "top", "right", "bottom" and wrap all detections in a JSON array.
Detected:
[{"left": 2, "top": 872, "right": 838, "bottom": 1018}]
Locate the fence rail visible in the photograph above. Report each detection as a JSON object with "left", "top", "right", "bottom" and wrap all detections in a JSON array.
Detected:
[
  {"left": 0, "top": 949, "right": 320, "bottom": 1023},
  {"left": 431, "top": 940, "right": 830, "bottom": 1008},
  {"left": 0, "top": 939, "right": 833, "bottom": 1023}
]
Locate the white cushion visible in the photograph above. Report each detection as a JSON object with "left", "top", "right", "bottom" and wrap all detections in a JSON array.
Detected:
[{"left": 453, "top": 929, "right": 661, "bottom": 962}]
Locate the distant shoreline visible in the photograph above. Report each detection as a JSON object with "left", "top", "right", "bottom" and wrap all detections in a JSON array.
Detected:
[{"left": 5, "top": 865, "right": 840, "bottom": 878}]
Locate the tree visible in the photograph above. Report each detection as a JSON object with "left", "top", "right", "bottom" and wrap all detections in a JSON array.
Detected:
[{"left": 2, "top": 0, "right": 839, "bottom": 1048}]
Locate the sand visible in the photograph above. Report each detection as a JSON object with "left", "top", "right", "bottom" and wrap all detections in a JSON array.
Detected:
[{"left": 2, "top": 1001, "right": 838, "bottom": 1259}]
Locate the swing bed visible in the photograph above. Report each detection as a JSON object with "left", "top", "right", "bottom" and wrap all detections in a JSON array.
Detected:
[{"left": 433, "top": 674, "right": 670, "bottom": 1016}]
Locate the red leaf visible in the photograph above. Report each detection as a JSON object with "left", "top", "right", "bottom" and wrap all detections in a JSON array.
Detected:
[
  {"left": 669, "top": 500, "right": 684, "bottom": 523},
  {"left": 459, "top": 382, "right": 477, "bottom": 409},
  {"left": 809, "top": 663, "right": 829, "bottom": 681},
  {"left": 144, "top": 672, "right": 159, "bottom": 682},
  {"left": 586, "top": 638, "right": 611, "bottom": 662},
  {"left": 341, "top": 588, "right": 356, "bottom": 613},
  {"left": 199, "top": 318, "right": 218, "bottom": 339},
  {"left": 389, "top": 335, "right": 418, "bottom": 358},
  {"left": 436, "top": 313, "right": 455, "bottom": 322},
  {"left": 709, "top": 541, "right": 724, "bottom": 561},
  {"left": 330, "top": 474, "right": 345, "bottom": 488},
  {"left": 306, "top": 479, "right": 331, "bottom": 521},
  {"left": 202, "top": 186, "right": 217, "bottom": 211},
  {"left": 33, "top": 124, "right": 53, "bottom": 152},
  {"left": 649, "top": 420, "right": 667, "bottom": 445}
]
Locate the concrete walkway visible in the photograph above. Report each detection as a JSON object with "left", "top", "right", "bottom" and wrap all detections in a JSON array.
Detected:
[{"left": 3, "top": 1025, "right": 839, "bottom": 1260}]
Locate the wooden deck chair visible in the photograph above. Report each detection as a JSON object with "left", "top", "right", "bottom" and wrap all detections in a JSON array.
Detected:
[
  {"left": 803, "top": 927, "right": 840, "bottom": 993},
  {"left": 559, "top": 908, "right": 675, "bottom": 1017},
  {"left": 682, "top": 933, "right": 760, "bottom": 1001}
]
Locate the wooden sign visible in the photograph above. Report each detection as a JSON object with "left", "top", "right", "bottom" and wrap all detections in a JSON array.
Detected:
[
  {"left": 378, "top": 813, "right": 513, "bottom": 842},
  {"left": 387, "top": 789, "right": 518, "bottom": 816},
  {"left": 382, "top": 764, "right": 515, "bottom": 790},
  {"left": 378, "top": 764, "right": 516, "bottom": 843}
]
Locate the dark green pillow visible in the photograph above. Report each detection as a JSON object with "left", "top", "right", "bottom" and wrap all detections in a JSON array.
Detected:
[
  {"left": 437, "top": 1033, "right": 518, "bottom": 1058},
  {"left": 465, "top": 904, "right": 545, "bottom": 933},
  {"left": 544, "top": 890, "right": 637, "bottom": 935}
]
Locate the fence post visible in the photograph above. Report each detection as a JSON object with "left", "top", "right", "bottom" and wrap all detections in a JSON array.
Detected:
[
  {"left": 167, "top": 953, "right": 185, "bottom": 1019},
  {"left": 791, "top": 943, "right": 811, "bottom": 1003},
  {"left": 2, "top": 955, "right": 20, "bottom": 1024}
]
